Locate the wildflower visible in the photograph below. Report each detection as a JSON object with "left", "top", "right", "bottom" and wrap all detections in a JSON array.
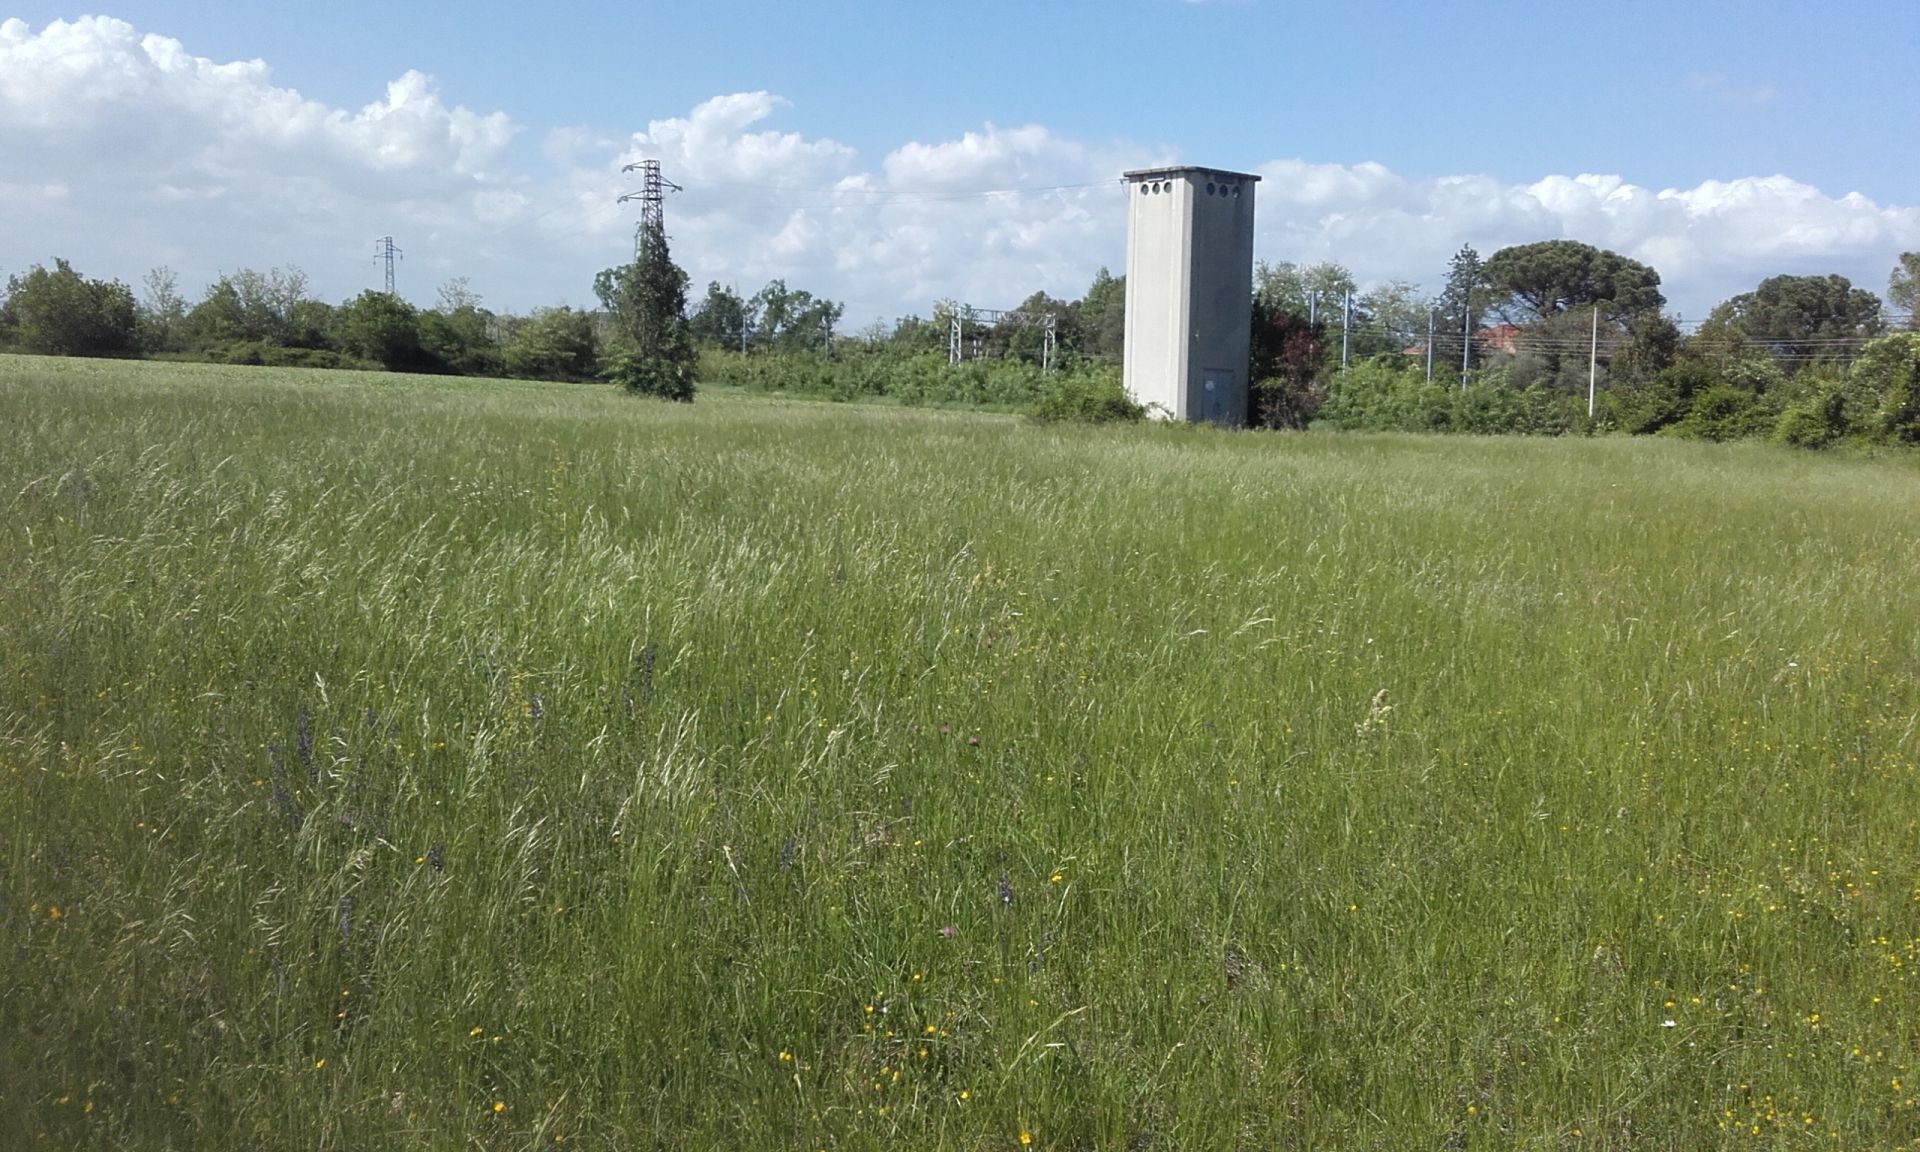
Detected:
[
  {"left": 492, "top": 1101, "right": 506, "bottom": 1114},
  {"left": 778, "top": 1050, "right": 793, "bottom": 1062},
  {"left": 1020, "top": 1131, "right": 1033, "bottom": 1146},
  {"left": 48, "top": 905, "right": 61, "bottom": 921},
  {"left": 470, "top": 1026, "right": 484, "bottom": 1037},
  {"left": 1049, "top": 873, "right": 1063, "bottom": 885},
  {"left": 939, "top": 924, "right": 957, "bottom": 938},
  {"left": 314, "top": 1059, "right": 326, "bottom": 1069}
]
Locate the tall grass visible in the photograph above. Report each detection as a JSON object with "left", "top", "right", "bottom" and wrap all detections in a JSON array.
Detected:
[{"left": 4, "top": 354, "right": 1920, "bottom": 1149}]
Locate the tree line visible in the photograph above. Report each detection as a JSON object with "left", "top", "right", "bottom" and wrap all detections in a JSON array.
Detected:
[
  {"left": 6, "top": 236, "right": 1918, "bottom": 441},
  {"left": 1240, "top": 242, "right": 1920, "bottom": 447}
]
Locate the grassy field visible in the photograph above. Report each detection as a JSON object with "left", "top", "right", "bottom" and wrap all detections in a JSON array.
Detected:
[{"left": 4, "top": 354, "right": 1920, "bottom": 1150}]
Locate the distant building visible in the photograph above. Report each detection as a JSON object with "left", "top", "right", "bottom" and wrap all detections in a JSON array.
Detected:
[
  {"left": 1478, "top": 324, "right": 1520, "bottom": 356},
  {"left": 1402, "top": 323, "right": 1522, "bottom": 359},
  {"left": 1122, "top": 167, "right": 1260, "bottom": 425}
]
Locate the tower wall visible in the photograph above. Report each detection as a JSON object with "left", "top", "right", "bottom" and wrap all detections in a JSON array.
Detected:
[{"left": 1122, "top": 167, "right": 1259, "bottom": 425}]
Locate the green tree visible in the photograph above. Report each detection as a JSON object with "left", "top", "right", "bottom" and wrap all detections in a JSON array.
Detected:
[
  {"left": 1254, "top": 260, "right": 1356, "bottom": 319},
  {"left": 745, "top": 279, "right": 843, "bottom": 354},
  {"left": 1887, "top": 252, "right": 1919, "bottom": 327},
  {"left": 0, "top": 259, "right": 139, "bottom": 356},
  {"left": 1852, "top": 331, "right": 1920, "bottom": 442},
  {"left": 1071, "top": 267, "right": 1126, "bottom": 360},
  {"left": 1434, "top": 244, "right": 1491, "bottom": 371},
  {"left": 1483, "top": 240, "right": 1665, "bottom": 323},
  {"left": 180, "top": 278, "right": 247, "bottom": 349},
  {"left": 595, "top": 215, "right": 698, "bottom": 399},
  {"left": 1609, "top": 313, "right": 1682, "bottom": 387},
  {"left": 334, "top": 290, "right": 424, "bottom": 370},
  {"left": 418, "top": 278, "right": 501, "bottom": 375},
  {"left": 1247, "top": 300, "right": 1329, "bottom": 429},
  {"left": 503, "top": 306, "right": 600, "bottom": 382},
  {"left": 688, "top": 281, "right": 754, "bottom": 351},
  {"left": 1354, "top": 280, "right": 1429, "bottom": 359},
  {"left": 138, "top": 266, "right": 188, "bottom": 353},
  {"left": 998, "top": 291, "right": 1075, "bottom": 362},
  {"left": 1699, "top": 274, "right": 1884, "bottom": 369}
]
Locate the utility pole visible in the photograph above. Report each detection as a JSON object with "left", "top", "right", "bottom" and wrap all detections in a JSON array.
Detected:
[
  {"left": 1461, "top": 305, "right": 1471, "bottom": 390},
  {"left": 1588, "top": 304, "right": 1600, "bottom": 419},
  {"left": 1425, "top": 307, "right": 1435, "bottom": 385},
  {"left": 617, "top": 159, "right": 682, "bottom": 258},
  {"left": 1340, "top": 289, "right": 1351, "bottom": 370},
  {"left": 1307, "top": 291, "right": 1317, "bottom": 327},
  {"left": 374, "top": 236, "right": 402, "bottom": 295}
]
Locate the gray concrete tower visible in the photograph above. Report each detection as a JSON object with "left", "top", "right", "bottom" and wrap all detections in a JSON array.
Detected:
[{"left": 1122, "top": 166, "right": 1260, "bottom": 424}]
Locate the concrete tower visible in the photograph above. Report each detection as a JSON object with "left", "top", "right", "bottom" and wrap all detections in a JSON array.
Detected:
[{"left": 1122, "top": 166, "right": 1260, "bottom": 425}]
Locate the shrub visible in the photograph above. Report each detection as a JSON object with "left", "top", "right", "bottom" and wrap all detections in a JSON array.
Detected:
[
  {"left": 601, "top": 346, "right": 695, "bottom": 402},
  {"left": 1029, "top": 369, "right": 1143, "bottom": 424},
  {"left": 1669, "top": 384, "right": 1767, "bottom": 442}
]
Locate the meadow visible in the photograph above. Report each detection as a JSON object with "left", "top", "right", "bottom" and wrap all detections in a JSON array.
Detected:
[{"left": 4, "top": 354, "right": 1920, "bottom": 1150}]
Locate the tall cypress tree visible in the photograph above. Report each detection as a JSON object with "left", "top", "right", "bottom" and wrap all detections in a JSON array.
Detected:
[
  {"left": 594, "top": 214, "right": 696, "bottom": 401},
  {"left": 1435, "top": 244, "right": 1488, "bottom": 372}
]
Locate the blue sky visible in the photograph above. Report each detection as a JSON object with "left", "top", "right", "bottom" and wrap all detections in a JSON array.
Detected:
[{"left": 3, "top": 2, "right": 1917, "bottom": 321}]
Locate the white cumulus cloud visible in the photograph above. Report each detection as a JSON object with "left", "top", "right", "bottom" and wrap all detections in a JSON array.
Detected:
[{"left": 0, "top": 15, "right": 1915, "bottom": 327}]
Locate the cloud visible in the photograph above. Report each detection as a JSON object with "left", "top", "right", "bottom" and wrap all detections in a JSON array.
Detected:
[
  {"left": 1252, "top": 161, "right": 1920, "bottom": 319},
  {"left": 0, "top": 15, "right": 1914, "bottom": 328}
]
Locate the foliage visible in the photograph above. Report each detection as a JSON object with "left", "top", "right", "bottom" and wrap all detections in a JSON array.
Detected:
[
  {"left": 1027, "top": 367, "right": 1142, "bottom": 424},
  {"left": 333, "top": 290, "right": 426, "bottom": 371},
  {"left": 1433, "top": 244, "right": 1492, "bottom": 371},
  {"left": 1853, "top": 331, "right": 1920, "bottom": 443},
  {"left": 0, "top": 259, "right": 139, "bottom": 356},
  {"left": 502, "top": 306, "right": 600, "bottom": 381},
  {"left": 1071, "top": 267, "right": 1126, "bottom": 360},
  {"left": 1254, "top": 259, "right": 1355, "bottom": 318},
  {"left": 749, "top": 279, "right": 843, "bottom": 353},
  {"left": 1316, "top": 359, "right": 1587, "bottom": 435},
  {"left": 1700, "top": 273, "right": 1886, "bottom": 369},
  {"left": 138, "top": 267, "right": 189, "bottom": 353},
  {"left": 1247, "top": 302, "right": 1328, "bottom": 429},
  {"left": 688, "top": 281, "right": 753, "bottom": 350},
  {"left": 1667, "top": 384, "right": 1767, "bottom": 442},
  {"left": 1891, "top": 252, "right": 1920, "bottom": 323},
  {"left": 596, "top": 215, "right": 698, "bottom": 399},
  {"left": 600, "top": 345, "right": 695, "bottom": 401},
  {"left": 1483, "top": 240, "right": 1665, "bottom": 322},
  {"left": 1773, "top": 386, "right": 1853, "bottom": 449}
]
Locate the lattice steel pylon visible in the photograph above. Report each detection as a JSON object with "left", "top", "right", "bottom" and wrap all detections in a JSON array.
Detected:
[
  {"left": 618, "top": 159, "right": 682, "bottom": 256},
  {"left": 373, "top": 236, "right": 403, "bottom": 295}
]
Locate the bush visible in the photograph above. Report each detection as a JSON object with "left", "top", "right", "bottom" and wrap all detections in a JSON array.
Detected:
[
  {"left": 1314, "top": 361, "right": 1586, "bottom": 436},
  {"left": 1852, "top": 332, "right": 1920, "bottom": 444},
  {"left": 601, "top": 347, "right": 695, "bottom": 402},
  {"left": 1773, "top": 390, "right": 1850, "bottom": 449},
  {"left": 1029, "top": 369, "right": 1142, "bottom": 424},
  {"left": 1669, "top": 384, "right": 1767, "bottom": 442},
  {"left": 203, "top": 341, "right": 368, "bottom": 371}
]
